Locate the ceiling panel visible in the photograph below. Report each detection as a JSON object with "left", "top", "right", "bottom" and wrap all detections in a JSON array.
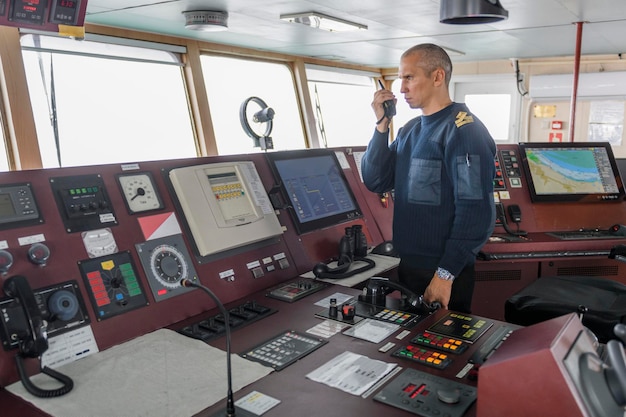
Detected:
[{"left": 84, "top": 0, "right": 626, "bottom": 68}]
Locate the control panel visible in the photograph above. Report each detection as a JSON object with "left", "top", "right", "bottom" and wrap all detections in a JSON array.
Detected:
[
  {"left": 266, "top": 279, "right": 328, "bottom": 302},
  {"left": 135, "top": 234, "right": 198, "bottom": 302},
  {"left": 50, "top": 174, "right": 117, "bottom": 233},
  {"left": 484, "top": 143, "right": 626, "bottom": 263},
  {"left": 0, "top": 147, "right": 389, "bottom": 390},
  {"left": 179, "top": 299, "right": 275, "bottom": 342},
  {"left": 374, "top": 368, "right": 477, "bottom": 417},
  {"left": 0, "top": 183, "right": 43, "bottom": 229},
  {"left": 498, "top": 148, "right": 523, "bottom": 189},
  {"left": 493, "top": 152, "right": 505, "bottom": 191},
  {"left": 2, "top": 0, "right": 88, "bottom": 32},
  {"left": 1, "top": 141, "right": 624, "bottom": 407},
  {"left": 0, "top": 280, "right": 90, "bottom": 350},
  {"left": 241, "top": 330, "right": 327, "bottom": 371},
  {"left": 78, "top": 251, "right": 148, "bottom": 320}
]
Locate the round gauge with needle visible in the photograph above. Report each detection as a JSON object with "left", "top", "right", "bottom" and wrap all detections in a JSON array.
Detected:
[{"left": 117, "top": 172, "right": 164, "bottom": 214}]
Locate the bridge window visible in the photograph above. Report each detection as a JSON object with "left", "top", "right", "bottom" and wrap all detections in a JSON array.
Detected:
[
  {"left": 0, "top": 109, "right": 7, "bottom": 171},
  {"left": 200, "top": 55, "right": 305, "bottom": 154},
  {"left": 463, "top": 94, "right": 512, "bottom": 141},
  {"left": 21, "top": 34, "right": 197, "bottom": 168},
  {"left": 305, "top": 65, "right": 377, "bottom": 148},
  {"left": 391, "top": 76, "right": 519, "bottom": 142},
  {"left": 452, "top": 77, "right": 520, "bottom": 142}
]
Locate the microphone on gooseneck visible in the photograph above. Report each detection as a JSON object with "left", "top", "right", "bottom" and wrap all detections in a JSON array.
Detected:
[{"left": 180, "top": 278, "right": 236, "bottom": 417}]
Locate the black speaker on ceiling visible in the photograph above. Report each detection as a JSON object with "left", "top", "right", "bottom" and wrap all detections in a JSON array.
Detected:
[{"left": 440, "top": 0, "right": 509, "bottom": 24}]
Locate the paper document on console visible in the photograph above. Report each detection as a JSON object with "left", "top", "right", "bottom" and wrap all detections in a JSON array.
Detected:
[{"left": 306, "top": 351, "right": 397, "bottom": 396}]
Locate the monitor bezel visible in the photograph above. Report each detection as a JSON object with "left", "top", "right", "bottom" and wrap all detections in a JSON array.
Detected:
[
  {"left": 518, "top": 141, "right": 625, "bottom": 203},
  {"left": 265, "top": 149, "right": 362, "bottom": 234}
]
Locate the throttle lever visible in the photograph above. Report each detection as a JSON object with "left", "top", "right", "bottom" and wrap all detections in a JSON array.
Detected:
[
  {"left": 606, "top": 339, "right": 626, "bottom": 406},
  {"left": 411, "top": 295, "right": 441, "bottom": 314},
  {"left": 614, "top": 323, "right": 626, "bottom": 346},
  {"left": 361, "top": 277, "right": 441, "bottom": 314}
]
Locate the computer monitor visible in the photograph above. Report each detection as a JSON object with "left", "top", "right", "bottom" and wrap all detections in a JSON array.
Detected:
[
  {"left": 265, "top": 149, "right": 362, "bottom": 234},
  {"left": 518, "top": 142, "right": 625, "bottom": 203},
  {"left": 615, "top": 158, "right": 626, "bottom": 179}
]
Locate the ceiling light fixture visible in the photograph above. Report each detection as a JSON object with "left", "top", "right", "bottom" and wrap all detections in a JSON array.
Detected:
[
  {"left": 182, "top": 10, "right": 229, "bottom": 32},
  {"left": 280, "top": 12, "right": 367, "bottom": 32},
  {"left": 440, "top": 0, "right": 508, "bottom": 24}
]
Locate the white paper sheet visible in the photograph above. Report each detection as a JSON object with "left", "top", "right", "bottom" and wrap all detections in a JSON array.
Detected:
[
  {"left": 7, "top": 329, "right": 273, "bottom": 417},
  {"left": 306, "top": 351, "right": 397, "bottom": 396}
]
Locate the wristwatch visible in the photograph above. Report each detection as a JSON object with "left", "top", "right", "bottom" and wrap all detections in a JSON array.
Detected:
[{"left": 437, "top": 267, "right": 455, "bottom": 281}]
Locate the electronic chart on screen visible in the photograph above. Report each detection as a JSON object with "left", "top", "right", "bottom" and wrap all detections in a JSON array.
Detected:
[
  {"left": 519, "top": 142, "right": 625, "bottom": 202},
  {"left": 266, "top": 149, "right": 362, "bottom": 234}
]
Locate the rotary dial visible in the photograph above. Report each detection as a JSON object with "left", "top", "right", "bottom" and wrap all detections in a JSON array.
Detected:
[{"left": 149, "top": 244, "right": 188, "bottom": 289}]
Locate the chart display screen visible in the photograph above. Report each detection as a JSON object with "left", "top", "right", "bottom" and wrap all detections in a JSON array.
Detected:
[{"left": 519, "top": 142, "right": 625, "bottom": 202}]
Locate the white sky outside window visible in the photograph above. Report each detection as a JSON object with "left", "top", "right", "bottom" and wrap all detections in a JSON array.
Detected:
[
  {"left": 201, "top": 56, "right": 306, "bottom": 155},
  {"left": 464, "top": 94, "right": 511, "bottom": 141},
  {"left": 21, "top": 34, "right": 197, "bottom": 168},
  {"left": 306, "top": 67, "right": 376, "bottom": 148},
  {"left": 391, "top": 80, "right": 511, "bottom": 142}
]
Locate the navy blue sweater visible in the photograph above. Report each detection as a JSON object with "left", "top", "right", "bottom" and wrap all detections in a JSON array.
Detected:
[{"left": 361, "top": 103, "right": 496, "bottom": 276}]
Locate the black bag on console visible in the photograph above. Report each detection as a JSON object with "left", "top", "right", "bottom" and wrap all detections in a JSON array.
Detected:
[{"left": 505, "top": 275, "right": 626, "bottom": 343}]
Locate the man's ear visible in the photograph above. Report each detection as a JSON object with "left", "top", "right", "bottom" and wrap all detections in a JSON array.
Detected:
[{"left": 432, "top": 67, "right": 446, "bottom": 86}]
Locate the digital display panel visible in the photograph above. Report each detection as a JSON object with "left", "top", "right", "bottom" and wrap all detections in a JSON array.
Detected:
[
  {"left": 49, "top": 0, "right": 79, "bottom": 24},
  {"left": 0, "top": 183, "right": 42, "bottom": 229},
  {"left": 266, "top": 149, "right": 362, "bottom": 234},
  {"left": 519, "top": 142, "right": 625, "bottom": 202},
  {"left": 0, "top": 194, "right": 16, "bottom": 218},
  {"left": 9, "top": 0, "right": 46, "bottom": 25}
]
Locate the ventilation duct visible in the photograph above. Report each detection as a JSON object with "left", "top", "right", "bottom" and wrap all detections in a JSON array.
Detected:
[
  {"left": 440, "top": 0, "right": 509, "bottom": 24},
  {"left": 529, "top": 72, "right": 626, "bottom": 100}
]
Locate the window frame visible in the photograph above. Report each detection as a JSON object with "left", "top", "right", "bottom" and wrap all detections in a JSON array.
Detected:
[
  {"left": 305, "top": 64, "right": 379, "bottom": 149},
  {"left": 20, "top": 33, "right": 198, "bottom": 168},
  {"left": 451, "top": 74, "right": 522, "bottom": 143},
  {"left": 199, "top": 53, "right": 308, "bottom": 155}
]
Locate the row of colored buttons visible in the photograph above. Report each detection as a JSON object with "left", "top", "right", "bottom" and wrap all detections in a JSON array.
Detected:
[
  {"left": 374, "top": 308, "right": 413, "bottom": 324},
  {"left": 411, "top": 331, "right": 468, "bottom": 354},
  {"left": 393, "top": 346, "right": 452, "bottom": 370}
]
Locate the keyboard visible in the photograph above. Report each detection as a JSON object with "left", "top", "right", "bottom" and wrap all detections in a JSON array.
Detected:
[{"left": 547, "top": 229, "right": 617, "bottom": 240}]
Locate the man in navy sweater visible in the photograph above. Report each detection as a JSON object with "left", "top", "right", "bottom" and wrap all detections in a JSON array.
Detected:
[{"left": 361, "top": 43, "right": 496, "bottom": 313}]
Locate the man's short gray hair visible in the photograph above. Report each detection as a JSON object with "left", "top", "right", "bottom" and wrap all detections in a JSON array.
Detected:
[{"left": 402, "top": 43, "right": 453, "bottom": 86}]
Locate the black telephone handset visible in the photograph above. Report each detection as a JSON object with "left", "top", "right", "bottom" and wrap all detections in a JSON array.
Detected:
[
  {"left": 4, "top": 276, "right": 48, "bottom": 357},
  {"left": 495, "top": 202, "right": 527, "bottom": 237},
  {"left": 312, "top": 225, "right": 375, "bottom": 279},
  {"left": 360, "top": 277, "right": 441, "bottom": 314},
  {"left": 3, "top": 275, "right": 73, "bottom": 397},
  {"left": 508, "top": 204, "right": 522, "bottom": 223},
  {"left": 378, "top": 80, "right": 396, "bottom": 120}
]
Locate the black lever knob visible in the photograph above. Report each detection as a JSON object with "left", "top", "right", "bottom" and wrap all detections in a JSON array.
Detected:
[{"left": 615, "top": 323, "right": 626, "bottom": 345}]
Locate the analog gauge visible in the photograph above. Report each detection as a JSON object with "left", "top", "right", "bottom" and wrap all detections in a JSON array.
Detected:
[
  {"left": 117, "top": 172, "right": 164, "bottom": 214},
  {"left": 82, "top": 228, "right": 118, "bottom": 258}
]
